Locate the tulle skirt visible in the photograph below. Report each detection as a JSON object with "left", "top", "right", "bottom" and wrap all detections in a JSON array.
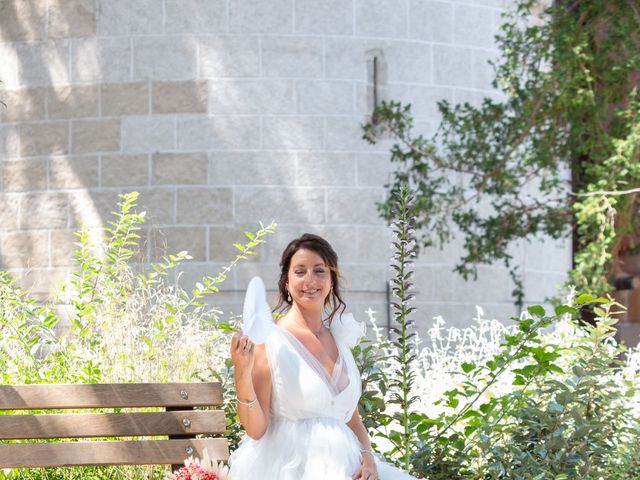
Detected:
[{"left": 228, "top": 416, "right": 417, "bottom": 480}]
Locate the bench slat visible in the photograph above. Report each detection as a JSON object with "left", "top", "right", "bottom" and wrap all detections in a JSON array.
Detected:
[
  {"left": 0, "top": 410, "right": 226, "bottom": 440},
  {"left": 0, "top": 383, "right": 223, "bottom": 410},
  {"left": 0, "top": 438, "right": 229, "bottom": 468}
]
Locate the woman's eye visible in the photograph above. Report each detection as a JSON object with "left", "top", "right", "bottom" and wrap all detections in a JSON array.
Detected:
[
  {"left": 294, "top": 271, "right": 304, "bottom": 275},
  {"left": 315, "top": 269, "right": 326, "bottom": 274}
]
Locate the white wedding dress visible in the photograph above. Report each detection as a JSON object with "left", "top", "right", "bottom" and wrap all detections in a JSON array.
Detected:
[{"left": 228, "top": 314, "right": 417, "bottom": 479}]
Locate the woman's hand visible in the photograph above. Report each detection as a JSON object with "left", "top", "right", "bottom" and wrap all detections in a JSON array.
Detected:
[
  {"left": 352, "top": 453, "right": 378, "bottom": 480},
  {"left": 231, "top": 333, "right": 255, "bottom": 379}
]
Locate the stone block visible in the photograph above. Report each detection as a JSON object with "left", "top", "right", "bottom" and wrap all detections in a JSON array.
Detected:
[
  {"left": 234, "top": 262, "right": 282, "bottom": 292},
  {"left": 261, "top": 37, "right": 323, "bottom": 78},
  {"left": 137, "top": 188, "right": 176, "bottom": 225},
  {"left": 326, "top": 116, "right": 389, "bottom": 152},
  {"left": 0, "top": 125, "right": 20, "bottom": 159},
  {"left": 47, "top": 84, "right": 99, "bottom": 119},
  {"left": 523, "top": 236, "right": 572, "bottom": 274},
  {"left": 454, "top": 4, "right": 498, "bottom": 49},
  {"left": 0, "top": 194, "right": 19, "bottom": 230},
  {"left": 71, "top": 37, "right": 131, "bottom": 83},
  {"left": 209, "top": 152, "right": 296, "bottom": 185},
  {"left": 523, "top": 271, "right": 567, "bottom": 305},
  {"left": 229, "top": 0, "right": 293, "bottom": 33},
  {"left": 121, "top": 116, "right": 174, "bottom": 153},
  {"left": 177, "top": 116, "right": 260, "bottom": 150},
  {"left": 97, "top": 0, "right": 163, "bottom": 35},
  {"left": 326, "top": 187, "right": 384, "bottom": 225},
  {"left": 20, "top": 192, "right": 69, "bottom": 229},
  {"left": 50, "top": 230, "right": 78, "bottom": 266},
  {"left": 301, "top": 224, "right": 359, "bottom": 260},
  {"left": 69, "top": 189, "right": 123, "bottom": 227},
  {"left": 325, "top": 38, "right": 379, "bottom": 81},
  {"left": 409, "top": 0, "right": 453, "bottom": 43},
  {"left": 263, "top": 116, "right": 324, "bottom": 150},
  {"left": 48, "top": 0, "right": 96, "bottom": 38},
  {"left": 473, "top": 51, "right": 498, "bottom": 91},
  {"left": 1, "top": 231, "right": 50, "bottom": 268},
  {"left": 0, "top": 87, "right": 46, "bottom": 122},
  {"left": 452, "top": 88, "right": 485, "bottom": 107},
  {"left": 149, "top": 226, "right": 207, "bottom": 261},
  {"left": 176, "top": 188, "right": 233, "bottom": 224},
  {"left": 355, "top": 0, "right": 409, "bottom": 38},
  {"left": 72, "top": 119, "right": 120, "bottom": 154},
  {"left": 208, "top": 79, "right": 295, "bottom": 114},
  {"left": 2, "top": 159, "right": 48, "bottom": 192},
  {"left": 152, "top": 80, "right": 208, "bottom": 114},
  {"left": 15, "top": 40, "right": 71, "bottom": 86},
  {"left": 234, "top": 186, "right": 325, "bottom": 224},
  {"left": 356, "top": 225, "right": 393, "bottom": 263},
  {"left": 101, "top": 82, "right": 150, "bottom": 116},
  {"left": 294, "top": 0, "right": 353, "bottom": 35},
  {"left": 402, "top": 85, "right": 452, "bottom": 121},
  {"left": 101, "top": 154, "right": 149, "bottom": 187},
  {"left": 133, "top": 37, "right": 197, "bottom": 81},
  {"left": 296, "top": 153, "right": 356, "bottom": 186},
  {"left": 433, "top": 45, "right": 473, "bottom": 88},
  {"left": 18, "top": 122, "right": 69, "bottom": 157},
  {"left": 209, "top": 224, "right": 271, "bottom": 262},
  {"left": 0, "top": 1, "right": 47, "bottom": 42},
  {"left": 326, "top": 38, "right": 431, "bottom": 84},
  {"left": 386, "top": 41, "right": 431, "bottom": 84},
  {"left": 355, "top": 153, "right": 394, "bottom": 187},
  {"left": 49, "top": 155, "right": 99, "bottom": 189},
  {"left": 199, "top": 36, "right": 260, "bottom": 77},
  {"left": 341, "top": 263, "right": 388, "bottom": 292},
  {"left": 296, "top": 80, "right": 354, "bottom": 114},
  {"left": 0, "top": 45, "right": 18, "bottom": 87},
  {"left": 354, "top": 84, "right": 408, "bottom": 117},
  {"left": 165, "top": 0, "right": 227, "bottom": 33},
  {"left": 152, "top": 153, "right": 208, "bottom": 185}
]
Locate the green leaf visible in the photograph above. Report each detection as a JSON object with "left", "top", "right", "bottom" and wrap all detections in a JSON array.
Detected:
[
  {"left": 461, "top": 362, "right": 476, "bottom": 374},
  {"left": 527, "top": 305, "right": 545, "bottom": 317}
]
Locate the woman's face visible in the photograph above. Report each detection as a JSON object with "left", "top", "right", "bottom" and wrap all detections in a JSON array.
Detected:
[{"left": 287, "top": 248, "right": 332, "bottom": 308}]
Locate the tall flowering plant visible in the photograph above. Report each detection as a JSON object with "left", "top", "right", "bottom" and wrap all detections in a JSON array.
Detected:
[{"left": 165, "top": 450, "right": 229, "bottom": 480}]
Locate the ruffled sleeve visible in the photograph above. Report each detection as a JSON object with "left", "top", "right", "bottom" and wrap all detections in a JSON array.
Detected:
[{"left": 330, "top": 313, "right": 366, "bottom": 348}]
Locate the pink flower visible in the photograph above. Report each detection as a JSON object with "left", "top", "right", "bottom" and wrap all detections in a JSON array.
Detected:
[
  {"left": 165, "top": 449, "right": 229, "bottom": 480},
  {"left": 172, "top": 464, "right": 218, "bottom": 480}
]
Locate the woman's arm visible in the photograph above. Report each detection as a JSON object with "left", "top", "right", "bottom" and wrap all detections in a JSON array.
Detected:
[
  {"left": 347, "top": 409, "right": 378, "bottom": 479},
  {"left": 231, "top": 334, "right": 272, "bottom": 440}
]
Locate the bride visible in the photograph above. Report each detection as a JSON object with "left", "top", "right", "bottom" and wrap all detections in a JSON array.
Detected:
[{"left": 228, "top": 233, "right": 417, "bottom": 479}]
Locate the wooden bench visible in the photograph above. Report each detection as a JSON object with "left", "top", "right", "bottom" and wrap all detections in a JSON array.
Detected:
[{"left": 0, "top": 383, "right": 229, "bottom": 470}]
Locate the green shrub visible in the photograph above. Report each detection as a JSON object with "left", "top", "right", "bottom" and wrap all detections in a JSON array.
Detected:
[{"left": 0, "top": 192, "right": 275, "bottom": 479}]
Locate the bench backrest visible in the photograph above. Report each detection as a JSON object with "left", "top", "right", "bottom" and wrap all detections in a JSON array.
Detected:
[{"left": 0, "top": 383, "right": 229, "bottom": 469}]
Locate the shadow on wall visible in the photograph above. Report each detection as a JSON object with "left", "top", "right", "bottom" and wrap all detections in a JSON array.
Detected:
[
  {"left": 0, "top": 0, "right": 109, "bottom": 297},
  {"left": 0, "top": 0, "right": 385, "bottom": 305}
]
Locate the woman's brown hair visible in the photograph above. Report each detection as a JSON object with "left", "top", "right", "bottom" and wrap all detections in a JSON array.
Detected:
[{"left": 273, "top": 233, "right": 346, "bottom": 322}]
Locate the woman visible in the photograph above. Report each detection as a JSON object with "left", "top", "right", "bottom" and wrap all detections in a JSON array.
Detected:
[{"left": 229, "top": 233, "right": 417, "bottom": 479}]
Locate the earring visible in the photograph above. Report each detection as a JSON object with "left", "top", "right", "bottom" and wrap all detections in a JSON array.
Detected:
[{"left": 287, "top": 289, "right": 292, "bottom": 302}]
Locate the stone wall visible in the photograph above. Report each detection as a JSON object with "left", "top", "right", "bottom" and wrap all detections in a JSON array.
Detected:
[{"left": 0, "top": 0, "right": 571, "bottom": 330}]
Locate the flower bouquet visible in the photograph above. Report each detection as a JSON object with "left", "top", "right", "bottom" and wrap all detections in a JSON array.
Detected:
[{"left": 165, "top": 449, "right": 229, "bottom": 480}]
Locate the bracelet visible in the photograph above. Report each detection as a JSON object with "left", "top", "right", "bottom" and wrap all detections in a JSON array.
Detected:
[
  {"left": 360, "top": 449, "right": 375, "bottom": 457},
  {"left": 237, "top": 396, "right": 258, "bottom": 408}
]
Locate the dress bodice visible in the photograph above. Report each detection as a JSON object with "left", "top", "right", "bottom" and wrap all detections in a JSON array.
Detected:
[{"left": 265, "top": 324, "right": 361, "bottom": 423}]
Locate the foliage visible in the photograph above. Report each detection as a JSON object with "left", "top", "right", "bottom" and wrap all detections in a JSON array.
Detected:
[
  {"left": 359, "top": 277, "right": 640, "bottom": 478},
  {"left": 0, "top": 192, "right": 276, "bottom": 479},
  {"left": 363, "top": 0, "right": 640, "bottom": 302},
  {"left": 351, "top": 182, "right": 640, "bottom": 478}
]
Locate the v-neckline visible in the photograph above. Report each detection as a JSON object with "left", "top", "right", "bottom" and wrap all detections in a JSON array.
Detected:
[{"left": 275, "top": 324, "right": 343, "bottom": 383}]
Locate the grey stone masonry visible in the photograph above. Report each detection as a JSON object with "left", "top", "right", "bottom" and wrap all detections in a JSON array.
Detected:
[{"left": 0, "top": 0, "right": 571, "bottom": 329}]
